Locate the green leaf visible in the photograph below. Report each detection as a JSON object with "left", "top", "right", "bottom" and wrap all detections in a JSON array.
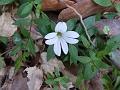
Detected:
[
  {"left": 15, "top": 52, "right": 29, "bottom": 71},
  {"left": 0, "top": 56, "right": 5, "bottom": 69},
  {"left": 35, "top": 4, "right": 42, "bottom": 18},
  {"left": 93, "top": 0, "right": 112, "bottom": 7},
  {"left": 53, "top": 86, "right": 59, "bottom": 90},
  {"left": 45, "top": 79, "right": 55, "bottom": 85},
  {"left": 67, "top": 18, "right": 77, "bottom": 31},
  {"left": 34, "top": 12, "right": 51, "bottom": 36},
  {"left": 15, "top": 55, "right": 22, "bottom": 71},
  {"left": 114, "top": 3, "right": 120, "bottom": 13},
  {"left": 77, "top": 56, "right": 91, "bottom": 64},
  {"left": 20, "top": 28, "right": 30, "bottom": 38},
  {"left": 47, "top": 45, "right": 55, "bottom": 60},
  {"left": 114, "top": 76, "right": 120, "bottom": 89},
  {"left": 76, "top": 69, "right": 84, "bottom": 87},
  {"left": 0, "top": 0, "right": 15, "bottom": 5},
  {"left": 9, "top": 46, "right": 21, "bottom": 56},
  {"left": 69, "top": 45, "right": 78, "bottom": 64},
  {"left": 80, "top": 35, "right": 90, "bottom": 48},
  {"left": 90, "top": 50, "right": 109, "bottom": 68},
  {"left": 13, "top": 32, "right": 22, "bottom": 45},
  {"left": 84, "top": 16, "right": 96, "bottom": 29},
  {"left": 54, "top": 68, "right": 60, "bottom": 77},
  {"left": 103, "top": 12, "right": 117, "bottom": 19},
  {"left": 17, "top": 2, "right": 33, "bottom": 18},
  {"left": 34, "top": 0, "right": 42, "bottom": 4},
  {"left": 36, "top": 12, "right": 50, "bottom": 26},
  {"left": 106, "top": 35, "right": 120, "bottom": 52},
  {"left": 14, "top": 18, "right": 31, "bottom": 27},
  {"left": 0, "top": 36, "right": 8, "bottom": 45},
  {"left": 63, "top": 55, "right": 69, "bottom": 62},
  {"left": 97, "top": 35, "right": 120, "bottom": 58},
  {"left": 26, "top": 38, "right": 35, "bottom": 54},
  {"left": 75, "top": 26, "right": 83, "bottom": 35},
  {"left": 83, "top": 64, "right": 96, "bottom": 80}
]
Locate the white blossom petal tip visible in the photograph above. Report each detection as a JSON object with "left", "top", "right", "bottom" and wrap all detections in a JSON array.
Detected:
[
  {"left": 44, "top": 32, "right": 57, "bottom": 39},
  {"left": 63, "top": 37, "right": 79, "bottom": 44},
  {"left": 63, "top": 31, "right": 79, "bottom": 38},
  {"left": 60, "top": 38, "right": 68, "bottom": 55},
  {"left": 54, "top": 40, "right": 61, "bottom": 56},
  {"left": 55, "top": 22, "right": 67, "bottom": 33}
]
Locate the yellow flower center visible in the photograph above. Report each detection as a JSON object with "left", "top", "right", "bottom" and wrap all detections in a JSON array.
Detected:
[{"left": 57, "top": 32, "right": 62, "bottom": 37}]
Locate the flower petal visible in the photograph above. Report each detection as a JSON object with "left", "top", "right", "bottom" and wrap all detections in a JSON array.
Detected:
[
  {"left": 60, "top": 38, "right": 68, "bottom": 55},
  {"left": 45, "top": 37, "right": 58, "bottom": 45},
  {"left": 54, "top": 40, "right": 61, "bottom": 56},
  {"left": 63, "top": 31, "right": 79, "bottom": 38},
  {"left": 55, "top": 22, "right": 67, "bottom": 33},
  {"left": 45, "top": 32, "right": 57, "bottom": 39},
  {"left": 63, "top": 36, "right": 79, "bottom": 44}
]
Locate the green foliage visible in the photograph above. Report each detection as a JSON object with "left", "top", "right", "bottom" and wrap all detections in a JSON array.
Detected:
[
  {"left": 0, "top": 0, "right": 15, "bottom": 5},
  {"left": 67, "top": 18, "right": 77, "bottom": 31},
  {"left": 17, "top": 2, "right": 33, "bottom": 18},
  {"left": 26, "top": 38, "right": 35, "bottom": 54},
  {"left": 76, "top": 68, "right": 84, "bottom": 87},
  {"left": 14, "top": 18, "right": 31, "bottom": 27},
  {"left": 45, "top": 70, "right": 69, "bottom": 89},
  {"left": 84, "top": 16, "right": 96, "bottom": 29},
  {"left": 77, "top": 56, "right": 91, "bottom": 64},
  {"left": 103, "top": 12, "right": 117, "bottom": 19},
  {"left": 0, "top": 36, "right": 8, "bottom": 45},
  {"left": 47, "top": 45, "right": 55, "bottom": 60},
  {"left": 15, "top": 52, "right": 29, "bottom": 71},
  {"left": 9, "top": 46, "right": 21, "bottom": 56},
  {"left": 80, "top": 35, "right": 90, "bottom": 48},
  {"left": 69, "top": 45, "right": 78, "bottom": 64},
  {"left": 0, "top": 56, "right": 5, "bottom": 69},
  {"left": 97, "top": 35, "right": 120, "bottom": 58},
  {"left": 93, "top": 0, "right": 112, "bottom": 7},
  {"left": 114, "top": 3, "right": 120, "bottom": 13},
  {"left": 34, "top": 0, "right": 42, "bottom": 4},
  {"left": 83, "top": 63, "right": 96, "bottom": 80},
  {"left": 34, "top": 12, "right": 53, "bottom": 36}
]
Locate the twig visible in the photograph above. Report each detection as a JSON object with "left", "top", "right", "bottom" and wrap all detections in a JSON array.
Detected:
[
  {"left": 59, "top": 0, "right": 95, "bottom": 47},
  {"left": 0, "top": 48, "right": 13, "bottom": 56}
]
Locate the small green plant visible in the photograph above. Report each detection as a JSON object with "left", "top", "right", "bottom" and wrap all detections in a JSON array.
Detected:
[{"left": 45, "top": 69, "right": 69, "bottom": 90}]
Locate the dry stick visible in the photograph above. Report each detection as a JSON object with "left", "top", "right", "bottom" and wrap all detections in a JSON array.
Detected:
[{"left": 59, "top": 0, "right": 95, "bottom": 46}]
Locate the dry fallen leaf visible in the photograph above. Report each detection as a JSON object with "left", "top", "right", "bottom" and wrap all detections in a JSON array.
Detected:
[
  {"left": 0, "top": 12, "right": 17, "bottom": 37},
  {"left": 8, "top": 67, "right": 15, "bottom": 80},
  {"left": 42, "top": 87, "right": 52, "bottom": 90},
  {"left": 58, "top": 0, "right": 114, "bottom": 20},
  {"left": 0, "top": 68, "right": 5, "bottom": 87},
  {"left": 25, "top": 66, "right": 43, "bottom": 90},
  {"left": 110, "top": 50, "right": 120, "bottom": 69},
  {"left": 30, "top": 26, "right": 42, "bottom": 40},
  {"left": 42, "top": 0, "right": 75, "bottom": 11},
  {"left": 41, "top": 52, "right": 65, "bottom": 75},
  {"left": 10, "top": 73, "right": 28, "bottom": 90}
]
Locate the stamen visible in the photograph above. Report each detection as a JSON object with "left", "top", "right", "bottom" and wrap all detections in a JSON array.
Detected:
[{"left": 57, "top": 32, "right": 62, "bottom": 37}]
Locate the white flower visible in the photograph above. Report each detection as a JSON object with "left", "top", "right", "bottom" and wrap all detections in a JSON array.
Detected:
[{"left": 45, "top": 22, "right": 79, "bottom": 56}]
